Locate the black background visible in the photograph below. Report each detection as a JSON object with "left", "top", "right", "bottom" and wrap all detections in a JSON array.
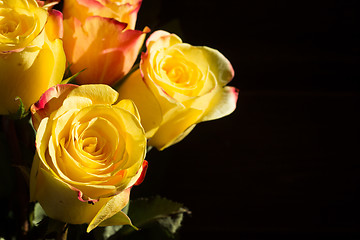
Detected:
[{"left": 133, "top": 0, "right": 360, "bottom": 239}]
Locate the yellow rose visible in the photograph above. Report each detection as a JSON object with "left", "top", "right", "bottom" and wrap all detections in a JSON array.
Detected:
[
  {"left": 30, "top": 84, "right": 147, "bottom": 232},
  {"left": 117, "top": 30, "right": 238, "bottom": 150},
  {"left": 0, "top": 0, "right": 66, "bottom": 115},
  {"left": 63, "top": 0, "right": 142, "bottom": 30}
]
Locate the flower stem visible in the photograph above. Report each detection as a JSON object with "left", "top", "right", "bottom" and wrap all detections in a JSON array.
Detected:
[{"left": 1, "top": 116, "right": 30, "bottom": 239}]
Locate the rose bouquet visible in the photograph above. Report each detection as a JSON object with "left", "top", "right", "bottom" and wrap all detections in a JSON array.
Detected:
[{"left": 0, "top": 0, "right": 238, "bottom": 239}]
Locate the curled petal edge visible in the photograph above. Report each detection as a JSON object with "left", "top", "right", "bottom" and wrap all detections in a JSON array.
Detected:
[
  {"left": 31, "top": 84, "right": 78, "bottom": 130},
  {"left": 46, "top": 9, "right": 64, "bottom": 40},
  {"left": 134, "top": 160, "right": 148, "bottom": 186},
  {"left": 202, "top": 86, "right": 239, "bottom": 122}
]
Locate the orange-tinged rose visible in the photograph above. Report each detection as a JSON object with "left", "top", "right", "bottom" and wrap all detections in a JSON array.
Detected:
[
  {"left": 63, "top": 0, "right": 142, "bottom": 30},
  {"left": 63, "top": 16, "right": 149, "bottom": 85},
  {"left": 30, "top": 84, "right": 147, "bottom": 232},
  {"left": 0, "top": 0, "right": 66, "bottom": 115},
  {"left": 117, "top": 30, "right": 238, "bottom": 150}
]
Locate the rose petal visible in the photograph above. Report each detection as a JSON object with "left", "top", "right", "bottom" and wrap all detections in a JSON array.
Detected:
[
  {"left": 116, "top": 69, "right": 162, "bottom": 138},
  {"left": 32, "top": 166, "right": 107, "bottom": 224},
  {"left": 63, "top": 16, "right": 148, "bottom": 85},
  {"left": 64, "top": 0, "right": 142, "bottom": 30},
  {"left": 134, "top": 160, "right": 148, "bottom": 186},
  {"left": 148, "top": 107, "right": 203, "bottom": 150},
  {"left": 45, "top": 9, "right": 64, "bottom": 40},
  {"left": 114, "top": 99, "right": 141, "bottom": 122},
  {"left": 31, "top": 84, "right": 77, "bottom": 130},
  {"left": 201, "top": 86, "right": 239, "bottom": 122}
]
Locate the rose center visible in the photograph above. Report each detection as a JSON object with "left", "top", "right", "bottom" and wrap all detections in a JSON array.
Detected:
[
  {"left": 82, "top": 136, "right": 100, "bottom": 153},
  {"left": 0, "top": 8, "right": 36, "bottom": 44},
  {"left": 165, "top": 66, "right": 187, "bottom": 83},
  {"left": 0, "top": 10, "right": 19, "bottom": 35},
  {"left": 161, "top": 57, "right": 191, "bottom": 85},
  {"left": 0, "top": 19, "right": 17, "bottom": 34}
]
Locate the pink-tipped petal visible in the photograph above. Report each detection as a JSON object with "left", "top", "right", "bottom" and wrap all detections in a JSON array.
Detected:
[
  {"left": 31, "top": 84, "right": 78, "bottom": 130},
  {"left": 131, "top": 0, "right": 142, "bottom": 14},
  {"left": 47, "top": 9, "right": 64, "bottom": 39},
  {"left": 72, "top": 186, "right": 99, "bottom": 204},
  {"left": 36, "top": 0, "right": 45, "bottom": 7},
  {"left": 145, "top": 30, "right": 170, "bottom": 47},
  {"left": 63, "top": 16, "right": 148, "bottom": 85},
  {"left": 78, "top": 0, "right": 104, "bottom": 8},
  {"left": 64, "top": 0, "right": 142, "bottom": 30},
  {"left": 202, "top": 86, "right": 239, "bottom": 122}
]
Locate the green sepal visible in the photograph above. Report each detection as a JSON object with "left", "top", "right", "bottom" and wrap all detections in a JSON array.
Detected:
[
  {"left": 32, "top": 202, "right": 46, "bottom": 226},
  {"left": 90, "top": 202, "right": 131, "bottom": 239},
  {"left": 9, "top": 97, "right": 29, "bottom": 120},
  {"left": 61, "top": 69, "right": 86, "bottom": 85},
  {"left": 63, "top": 62, "right": 73, "bottom": 80},
  {"left": 111, "top": 63, "right": 139, "bottom": 90}
]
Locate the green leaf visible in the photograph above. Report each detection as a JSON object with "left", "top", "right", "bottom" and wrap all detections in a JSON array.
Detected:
[
  {"left": 101, "top": 225, "right": 123, "bottom": 240},
  {"left": 157, "top": 213, "right": 184, "bottom": 236},
  {"left": 111, "top": 196, "right": 190, "bottom": 239},
  {"left": 9, "top": 97, "right": 29, "bottom": 119}
]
